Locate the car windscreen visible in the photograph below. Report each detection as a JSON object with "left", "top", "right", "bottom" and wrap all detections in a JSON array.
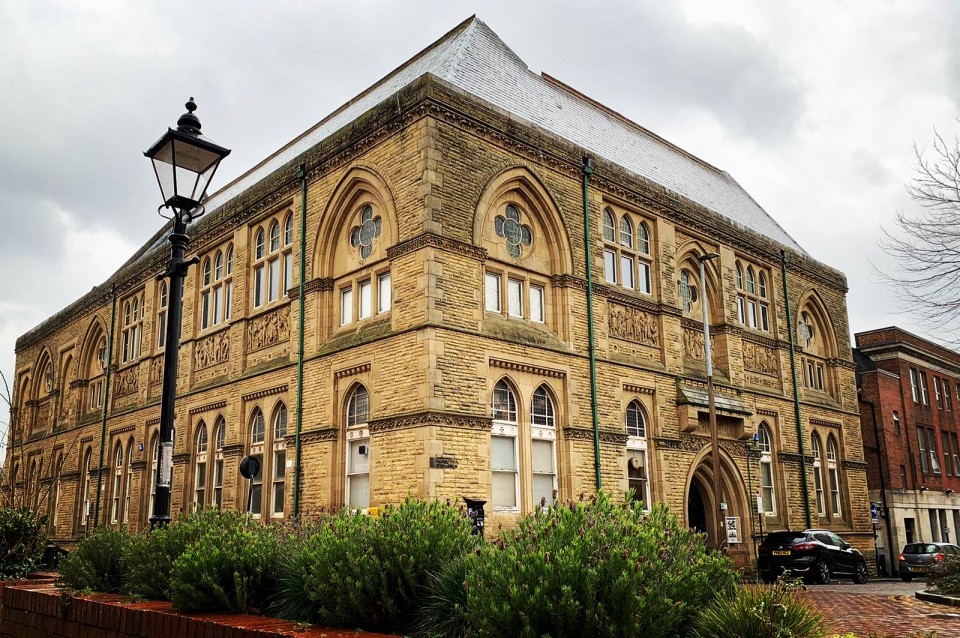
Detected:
[
  {"left": 765, "top": 532, "right": 807, "bottom": 544},
  {"left": 902, "top": 543, "right": 937, "bottom": 554}
]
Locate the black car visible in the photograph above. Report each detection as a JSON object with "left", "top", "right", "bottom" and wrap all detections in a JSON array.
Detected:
[{"left": 758, "top": 529, "right": 869, "bottom": 585}]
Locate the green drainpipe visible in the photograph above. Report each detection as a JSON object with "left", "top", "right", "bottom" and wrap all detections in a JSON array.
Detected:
[
  {"left": 782, "top": 249, "right": 812, "bottom": 529},
  {"left": 93, "top": 284, "right": 117, "bottom": 528},
  {"left": 582, "top": 157, "right": 602, "bottom": 490},
  {"left": 292, "top": 164, "right": 307, "bottom": 520}
]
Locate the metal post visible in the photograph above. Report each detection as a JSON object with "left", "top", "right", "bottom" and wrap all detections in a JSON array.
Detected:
[
  {"left": 699, "top": 254, "right": 723, "bottom": 550},
  {"left": 150, "top": 214, "right": 195, "bottom": 529}
]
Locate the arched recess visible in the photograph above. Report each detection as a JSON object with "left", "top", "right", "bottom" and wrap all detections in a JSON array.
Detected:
[
  {"left": 675, "top": 242, "right": 723, "bottom": 321},
  {"left": 795, "top": 289, "right": 838, "bottom": 359},
  {"left": 473, "top": 166, "right": 573, "bottom": 275},
  {"left": 683, "top": 444, "right": 749, "bottom": 547},
  {"left": 79, "top": 317, "right": 108, "bottom": 380},
  {"left": 313, "top": 166, "right": 399, "bottom": 279},
  {"left": 32, "top": 348, "right": 54, "bottom": 400}
]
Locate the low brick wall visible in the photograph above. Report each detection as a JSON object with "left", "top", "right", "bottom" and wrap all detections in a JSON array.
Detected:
[{"left": 0, "top": 581, "right": 398, "bottom": 638}]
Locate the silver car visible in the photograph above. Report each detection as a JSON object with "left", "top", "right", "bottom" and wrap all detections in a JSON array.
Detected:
[{"left": 898, "top": 542, "right": 960, "bottom": 581}]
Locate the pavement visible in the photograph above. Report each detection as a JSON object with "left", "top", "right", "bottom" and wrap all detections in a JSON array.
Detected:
[{"left": 799, "top": 578, "right": 960, "bottom": 637}]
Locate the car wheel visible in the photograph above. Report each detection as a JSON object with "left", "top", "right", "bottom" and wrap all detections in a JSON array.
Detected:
[
  {"left": 852, "top": 561, "right": 868, "bottom": 584},
  {"left": 814, "top": 559, "right": 831, "bottom": 585},
  {"left": 901, "top": 573, "right": 913, "bottom": 583}
]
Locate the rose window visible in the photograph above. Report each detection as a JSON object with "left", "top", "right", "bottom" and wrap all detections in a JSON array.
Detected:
[
  {"left": 494, "top": 204, "right": 532, "bottom": 258},
  {"left": 350, "top": 205, "right": 382, "bottom": 260}
]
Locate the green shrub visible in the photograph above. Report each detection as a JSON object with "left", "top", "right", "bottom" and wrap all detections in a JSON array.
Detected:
[
  {"left": 273, "top": 498, "right": 480, "bottom": 633},
  {"left": 460, "top": 493, "right": 737, "bottom": 638},
  {"left": 169, "top": 514, "right": 285, "bottom": 612},
  {"left": 691, "top": 581, "right": 827, "bottom": 638},
  {"left": 123, "top": 509, "right": 244, "bottom": 601},
  {"left": 57, "top": 527, "right": 127, "bottom": 593},
  {"left": 414, "top": 553, "right": 477, "bottom": 638},
  {"left": 0, "top": 506, "right": 48, "bottom": 579},
  {"left": 928, "top": 554, "right": 960, "bottom": 596}
]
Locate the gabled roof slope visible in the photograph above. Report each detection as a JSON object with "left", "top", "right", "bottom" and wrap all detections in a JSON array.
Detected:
[{"left": 205, "top": 15, "right": 805, "bottom": 253}]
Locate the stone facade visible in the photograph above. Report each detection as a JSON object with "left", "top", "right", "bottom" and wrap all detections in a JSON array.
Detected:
[
  {"left": 5, "top": 18, "right": 871, "bottom": 569},
  {"left": 856, "top": 327, "right": 960, "bottom": 575}
]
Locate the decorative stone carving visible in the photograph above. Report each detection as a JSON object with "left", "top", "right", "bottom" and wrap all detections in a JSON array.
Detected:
[
  {"left": 248, "top": 308, "right": 290, "bottom": 352},
  {"left": 561, "top": 427, "right": 629, "bottom": 445},
  {"left": 683, "top": 327, "right": 705, "bottom": 360},
  {"left": 34, "top": 402, "right": 51, "bottom": 430},
  {"left": 607, "top": 303, "right": 659, "bottom": 346},
  {"left": 369, "top": 411, "right": 492, "bottom": 433},
  {"left": 195, "top": 331, "right": 230, "bottom": 370},
  {"left": 150, "top": 358, "right": 163, "bottom": 386},
  {"left": 114, "top": 366, "right": 139, "bottom": 398},
  {"left": 742, "top": 341, "right": 778, "bottom": 376}
]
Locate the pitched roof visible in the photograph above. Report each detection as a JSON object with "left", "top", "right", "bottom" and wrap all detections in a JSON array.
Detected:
[{"left": 204, "top": 15, "right": 806, "bottom": 253}]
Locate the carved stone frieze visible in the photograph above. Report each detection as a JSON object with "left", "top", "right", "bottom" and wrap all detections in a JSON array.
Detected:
[
  {"left": 150, "top": 358, "right": 163, "bottom": 386},
  {"left": 607, "top": 303, "right": 660, "bottom": 347},
  {"left": 195, "top": 331, "right": 230, "bottom": 370},
  {"left": 742, "top": 341, "right": 778, "bottom": 376},
  {"left": 34, "top": 401, "right": 51, "bottom": 431},
  {"left": 683, "top": 327, "right": 705, "bottom": 361},
  {"left": 387, "top": 232, "right": 487, "bottom": 262},
  {"left": 248, "top": 308, "right": 290, "bottom": 352},
  {"left": 114, "top": 366, "right": 139, "bottom": 398},
  {"left": 562, "top": 427, "right": 629, "bottom": 445},
  {"left": 369, "top": 411, "right": 492, "bottom": 433},
  {"left": 172, "top": 453, "right": 190, "bottom": 465},
  {"left": 222, "top": 443, "right": 245, "bottom": 457},
  {"left": 284, "top": 428, "right": 338, "bottom": 445}
]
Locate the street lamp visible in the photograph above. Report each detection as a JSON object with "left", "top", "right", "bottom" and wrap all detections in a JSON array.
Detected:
[
  {"left": 697, "top": 252, "right": 723, "bottom": 550},
  {"left": 145, "top": 98, "right": 230, "bottom": 528}
]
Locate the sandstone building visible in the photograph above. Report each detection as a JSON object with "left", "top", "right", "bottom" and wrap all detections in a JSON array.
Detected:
[
  {"left": 7, "top": 17, "right": 872, "bottom": 568},
  {"left": 856, "top": 327, "right": 960, "bottom": 575}
]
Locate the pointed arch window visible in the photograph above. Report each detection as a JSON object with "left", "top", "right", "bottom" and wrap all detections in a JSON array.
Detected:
[
  {"left": 798, "top": 309, "right": 830, "bottom": 394},
  {"left": 122, "top": 441, "right": 133, "bottom": 523},
  {"left": 678, "top": 269, "right": 700, "bottom": 315},
  {"left": 603, "top": 208, "right": 652, "bottom": 295},
  {"left": 157, "top": 281, "right": 168, "bottom": 348},
  {"left": 346, "top": 386, "right": 371, "bottom": 510},
  {"left": 491, "top": 380, "right": 519, "bottom": 511},
  {"left": 194, "top": 421, "right": 208, "bottom": 509},
  {"left": 110, "top": 443, "right": 123, "bottom": 523},
  {"left": 88, "top": 334, "right": 107, "bottom": 411},
  {"left": 248, "top": 408, "right": 265, "bottom": 517},
  {"left": 757, "top": 424, "right": 776, "bottom": 515},
  {"left": 827, "top": 436, "right": 842, "bottom": 517},
  {"left": 51, "top": 453, "right": 63, "bottom": 532},
  {"left": 253, "top": 213, "right": 294, "bottom": 309},
  {"left": 200, "top": 243, "right": 233, "bottom": 331},
  {"left": 811, "top": 436, "right": 826, "bottom": 517},
  {"left": 735, "top": 260, "right": 769, "bottom": 332},
  {"left": 213, "top": 418, "right": 225, "bottom": 508},
  {"left": 80, "top": 449, "right": 92, "bottom": 528},
  {"left": 121, "top": 293, "right": 144, "bottom": 363},
  {"left": 530, "top": 386, "right": 556, "bottom": 508},
  {"left": 272, "top": 403, "right": 288, "bottom": 516},
  {"left": 148, "top": 434, "right": 159, "bottom": 519},
  {"left": 625, "top": 400, "right": 650, "bottom": 507}
]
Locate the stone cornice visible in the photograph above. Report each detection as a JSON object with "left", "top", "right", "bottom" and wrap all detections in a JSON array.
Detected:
[
  {"left": 59, "top": 472, "right": 80, "bottom": 482},
  {"left": 335, "top": 364, "right": 371, "bottom": 379},
  {"left": 130, "top": 461, "right": 147, "bottom": 471},
  {"left": 756, "top": 408, "right": 778, "bottom": 417},
  {"left": 778, "top": 452, "right": 814, "bottom": 465},
  {"left": 242, "top": 384, "right": 288, "bottom": 402},
  {"left": 146, "top": 417, "right": 160, "bottom": 427},
  {"left": 563, "top": 427, "right": 628, "bottom": 445},
  {"left": 741, "top": 332, "right": 780, "bottom": 349},
  {"left": 172, "top": 453, "right": 190, "bottom": 465},
  {"left": 387, "top": 232, "right": 487, "bottom": 262},
  {"left": 809, "top": 418, "right": 841, "bottom": 428},
  {"left": 369, "top": 411, "right": 491, "bottom": 433},
  {"left": 222, "top": 443, "right": 245, "bottom": 457},
  {"left": 489, "top": 358, "right": 565, "bottom": 379},
  {"left": 285, "top": 428, "right": 338, "bottom": 445},
  {"left": 296, "top": 278, "right": 334, "bottom": 297},
  {"left": 189, "top": 400, "right": 227, "bottom": 416},
  {"left": 603, "top": 288, "right": 681, "bottom": 317},
  {"left": 842, "top": 459, "right": 868, "bottom": 471},
  {"left": 109, "top": 425, "right": 135, "bottom": 436}
]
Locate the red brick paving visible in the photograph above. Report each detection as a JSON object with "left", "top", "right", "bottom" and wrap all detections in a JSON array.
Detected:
[{"left": 803, "top": 590, "right": 960, "bottom": 637}]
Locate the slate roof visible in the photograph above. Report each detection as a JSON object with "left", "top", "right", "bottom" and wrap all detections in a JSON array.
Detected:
[{"left": 204, "top": 15, "right": 806, "bottom": 254}]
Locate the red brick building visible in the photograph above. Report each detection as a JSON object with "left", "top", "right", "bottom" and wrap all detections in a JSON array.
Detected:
[{"left": 856, "top": 327, "right": 960, "bottom": 575}]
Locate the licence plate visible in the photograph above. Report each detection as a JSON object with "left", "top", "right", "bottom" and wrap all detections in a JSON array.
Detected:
[
  {"left": 911, "top": 567, "right": 926, "bottom": 573},
  {"left": 772, "top": 550, "right": 791, "bottom": 556}
]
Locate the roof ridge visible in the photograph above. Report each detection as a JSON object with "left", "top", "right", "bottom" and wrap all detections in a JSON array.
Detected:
[{"left": 539, "top": 71, "right": 723, "bottom": 176}]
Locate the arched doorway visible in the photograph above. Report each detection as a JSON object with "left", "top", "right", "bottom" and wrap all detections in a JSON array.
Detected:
[{"left": 687, "top": 480, "right": 708, "bottom": 535}]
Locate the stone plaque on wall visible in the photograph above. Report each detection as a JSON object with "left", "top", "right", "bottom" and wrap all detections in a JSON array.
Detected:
[
  {"left": 683, "top": 326, "right": 705, "bottom": 360},
  {"left": 248, "top": 307, "right": 290, "bottom": 352},
  {"left": 607, "top": 303, "right": 660, "bottom": 346},
  {"left": 114, "top": 366, "right": 139, "bottom": 398},
  {"left": 195, "top": 331, "right": 230, "bottom": 370}
]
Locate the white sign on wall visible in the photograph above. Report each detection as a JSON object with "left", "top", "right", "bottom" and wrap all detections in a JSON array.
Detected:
[{"left": 726, "top": 516, "right": 741, "bottom": 544}]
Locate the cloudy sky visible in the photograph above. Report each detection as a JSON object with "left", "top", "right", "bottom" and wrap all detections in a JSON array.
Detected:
[{"left": 2, "top": 0, "right": 958, "bottom": 413}]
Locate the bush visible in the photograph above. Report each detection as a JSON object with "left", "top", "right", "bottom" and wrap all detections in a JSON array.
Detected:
[
  {"left": 691, "top": 581, "right": 827, "bottom": 638},
  {"left": 0, "top": 506, "right": 48, "bottom": 579},
  {"left": 169, "top": 513, "right": 286, "bottom": 612},
  {"left": 123, "top": 509, "right": 245, "bottom": 601},
  {"left": 458, "top": 493, "right": 737, "bottom": 638},
  {"left": 928, "top": 554, "right": 960, "bottom": 595},
  {"left": 57, "top": 527, "right": 127, "bottom": 593},
  {"left": 272, "top": 498, "right": 479, "bottom": 633},
  {"left": 415, "top": 553, "right": 477, "bottom": 638}
]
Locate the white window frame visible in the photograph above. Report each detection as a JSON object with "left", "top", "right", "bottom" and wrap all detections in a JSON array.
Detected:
[
  {"left": 812, "top": 437, "right": 825, "bottom": 517},
  {"left": 758, "top": 425, "right": 776, "bottom": 516},
  {"left": 491, "top": 380, "right": 519, "bottom": 512},
  {"left": 272, "top": 405, "right": 287, "bottom": 517},
  {"left": 625, "top": 400, "right": 650, "bottom": 509},
  {"left": 110, "top": 444, "right": 122, "bottom": 524},
  {"left": 827, "top": 437, "right": 842, "bottom": 517},
  {"left": 910, "top": 368, "right": 919, "bottom": 403},
  {"left": 194, "top": 422, "right": 208, "bottom": 510},
  {"left": 530, "top": 386, "right": 557, "bottom": 509},
  {"left": 345, "top": 386, "right": 371, "bottom": 511}
]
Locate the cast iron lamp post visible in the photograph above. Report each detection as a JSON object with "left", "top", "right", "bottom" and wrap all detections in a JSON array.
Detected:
[
  {"left": 697, "top": 252, "right": 723, "bottom": 550},
  {"left": 145, "top": 98, "right": 230, "bottom": 529}
]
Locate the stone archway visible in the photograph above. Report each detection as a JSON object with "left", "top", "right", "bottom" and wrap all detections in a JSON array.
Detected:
[
  {"left": 685, "top": 447, "right": 752, "bottom": 568},
  {"left": 687, "top": 478, "right": 709, "bottom": 536}
]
